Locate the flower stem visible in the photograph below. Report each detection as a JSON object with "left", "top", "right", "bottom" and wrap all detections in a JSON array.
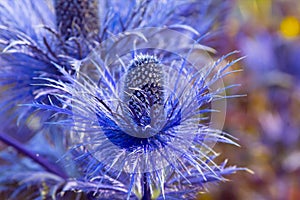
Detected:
[
  {"left": 0, "top": 133, "right": 67, "bottom": 179},
  {"left": 142, "top": 173, "right": 151, "bottom": 200}
]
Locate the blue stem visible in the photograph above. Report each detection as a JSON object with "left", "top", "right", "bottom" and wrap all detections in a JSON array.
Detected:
[
  {"left": 142, "top": 173, "right": 151, "bottom": 200},
  {"left": 0, "top": 133, "right": 67, "bottom": 179}
]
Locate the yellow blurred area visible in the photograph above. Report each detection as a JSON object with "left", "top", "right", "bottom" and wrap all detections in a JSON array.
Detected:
[
  {"left": 280, "top": 16, "right": 300, "bottom": 38},
  {"left": 197, "top": 192, "right": 214, "bottom": 200},
  {"left": 238, "top": 0, "right": 272, "bottom": 26},
  {"left": 237, "top": 0, "right": 300, "bottom": 39}
]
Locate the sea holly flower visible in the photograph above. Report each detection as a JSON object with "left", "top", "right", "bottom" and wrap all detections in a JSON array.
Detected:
[
  {"left": 0, "top": 0, "right": 247, "bottom": 199},
  {"left": 31, "top": 28, "right": 247, "bottom": 199}
]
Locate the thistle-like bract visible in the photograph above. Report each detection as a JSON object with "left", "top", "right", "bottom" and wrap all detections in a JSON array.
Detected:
[
  {"left": 34, "top": 40, "right": 245, "bottom": 198},
  {"left": 0, "top": 0, "right": 232, "bottom": 139},
  {"left": 0, "top": 0, "right": 247, "bottom": 199}
]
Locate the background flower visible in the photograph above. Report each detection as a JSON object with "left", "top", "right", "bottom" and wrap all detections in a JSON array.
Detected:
[{"left": 207, "top": 0, "right": 300, "bottom": 199}]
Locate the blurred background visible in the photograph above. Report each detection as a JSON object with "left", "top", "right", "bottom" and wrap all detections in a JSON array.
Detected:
[{"left": 204, "top": 0, "right": 300, "bottom": 199}]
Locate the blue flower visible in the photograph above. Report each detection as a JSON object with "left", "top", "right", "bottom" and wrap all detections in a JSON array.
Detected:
[
  {"left": 0, "top": 0, "right": 247, "bottom": 199},
  {"left": 33, "top": 39, "right": 246, "bottom": 198}
]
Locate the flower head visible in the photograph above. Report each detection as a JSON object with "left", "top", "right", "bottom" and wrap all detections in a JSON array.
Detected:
[{"left": 33, "top": 27, "right": 245, "bottom": 198}]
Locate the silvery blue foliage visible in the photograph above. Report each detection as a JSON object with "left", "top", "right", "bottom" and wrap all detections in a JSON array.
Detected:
[
  {"left": 32, "top": 49, "right": 245, "bottom": 199},
  {"left": 0, "top": 0, "right": 246, "bottom": 199},
  {"left": 0, "top": 0, "right": 231, "bottom": 137}
]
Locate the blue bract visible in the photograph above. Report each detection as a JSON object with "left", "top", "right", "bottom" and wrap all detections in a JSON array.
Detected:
[{"left": 36, "top": 28, "right": 245, "bottom": 199}]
